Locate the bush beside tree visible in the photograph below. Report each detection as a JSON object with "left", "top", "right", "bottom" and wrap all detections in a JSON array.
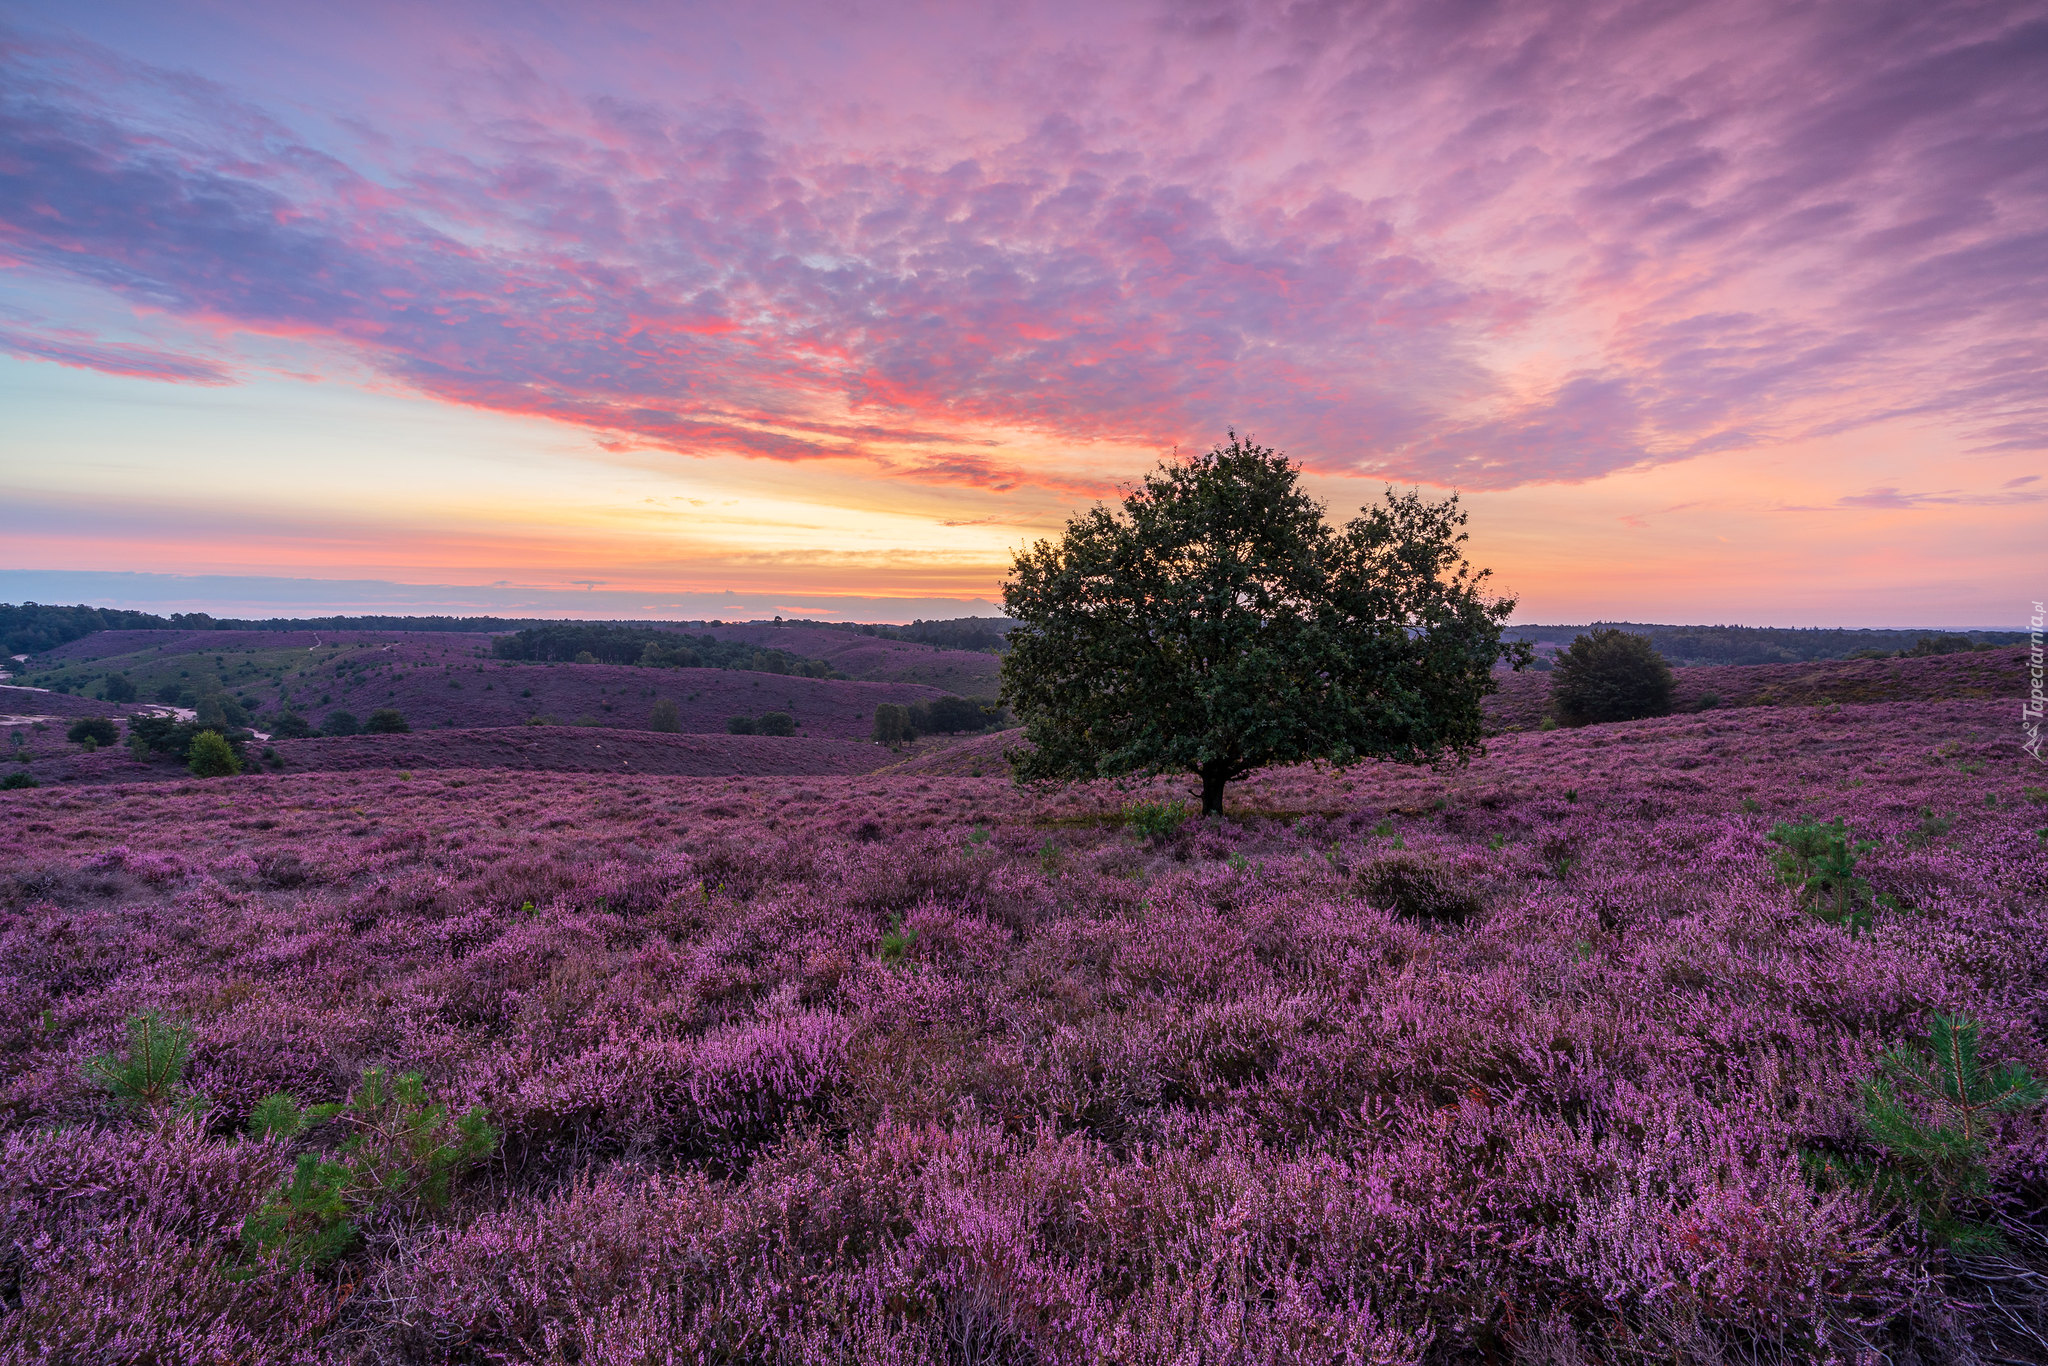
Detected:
[
  {"left": 755, "top": 711, "right": 796, "bottom": 737},
  {"left": 102, "top": 673, "right": 137, "bottom": 703},
  {"left": 323, "top": 711, "right": 361, "bottom": 737},
  {"left": 365, "top": 709, "right": 410, "bottom": 735},
  {"left": 1548, "top": 628, "right": 1675, "bottom": 726}
]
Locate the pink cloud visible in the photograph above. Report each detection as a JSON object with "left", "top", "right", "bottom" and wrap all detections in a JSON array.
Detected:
[{"left": 1, "top": 0, "right": 2043, "bottom": 491}]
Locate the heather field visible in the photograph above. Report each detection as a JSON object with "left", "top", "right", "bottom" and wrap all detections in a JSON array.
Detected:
[{"left": 3, "top": 687, "right": 2046, "bottom": 1363}]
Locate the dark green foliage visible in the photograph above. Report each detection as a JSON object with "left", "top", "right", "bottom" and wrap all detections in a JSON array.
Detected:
[
  {"left": 234, "top": 1069, "right": 499, "bottom": 1276},
  {"left": 83, "top": 1011, "right": 199, "bottom": 1109},
  {"left": 494, "top": 624, "right": 837, "bottom": 676},
  {"left": 0, "top": 602, "right": 179, "bottom": 655},
  {"left": 1356, "top": 852, "right": 1484, "bottom": 923},
  {"left": 1899, "top": 633, "right": 1985, "bottom": 657},
  {"left": 102, "top": 673, "right": 137, "bottom": 703},
  {"left": 155, "top": 681, "right": 186, "bottom": 704},
  {"left": 1504, "top": 622, "right": 2025, "bottom": 666},
  {"left": 755, "top": 711, "right": 796, "bottom": 737},
  {"left": 726, "top": 715, "right": 756, "bottom": 735},
  {"left": 878, "top": 913, "right": 918, "bottom": 965},
  {"left": 1904, "top": 806, "right": 1954, "bottom": 849},
  {"left": 873, "top": 703, "right": 912, "bottom": 745},
  {"left": 1002, "top": 435, "right": 1523, "bottom": 816},
  {"left": 1806, "top": 1014, "right": 2045, "bottom": 1251},
  {"left": 1549, "top": 629, "right": 1675, "bottom": 726},
  {"left": 67, "top": 716, "right": 119, "bottom": 747},
  {"left": 1122, "top": 799, "right": 1190, "bottom": 841},
  {"left": 365, "top": 708, "right": 409, "bottom": 734},
  {"left": 1766, "top": 818, "right": 1888, "bottom": 934},
  {"left": 909, "top": 695, "right": 996, "bottom": 734},
  {"left": 647, "top": 698, "right": 680, "bottom": 732},
  {"left": 323, "top": 710, "right": 360, "bottom": 737},
  {"left": 0, "top": 771, "right": 35, "bottom": 790},
  {"left": 188, "top": 729, "right": 242, "bottom": 777},
  {"left": 271, "top": 711, "right": 314, "bottom": 739}
]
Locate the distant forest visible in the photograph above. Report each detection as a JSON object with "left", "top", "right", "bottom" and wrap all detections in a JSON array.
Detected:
[
  {"left": 1505, "top": 622, "right": 2029, "bottom": 667},
  {"left": 0, "top": 603, "right": 1017, "bottom": 658},
  {"left": 2, "top": 601, "right": 2024, "bottom": 668}
]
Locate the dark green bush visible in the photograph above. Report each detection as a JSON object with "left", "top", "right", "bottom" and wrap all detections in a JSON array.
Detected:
[
  {"left": 67, "top": 716, "right": 119, "bottom": 747},
  {"left": 1549, "top": 628, "right": 1675, "bottom": 726},
  {"left": 271, "top": 712, "right": 314, "bottom": 739},
  {"left": 755, "top": 711, "right": 796, "bottom": 737},
  {"left": 102, "top": 673, "right": 137, "bottom": 703},
  {"left": 1122, "top": 799, "right": 1189, "bottom": 840},
  {"left": 726, "top": 715, "right": 756, "bottom": 735},
  {"left": 365, "top": 708, "right": 410, "bottom": 734},
  {"left": 323, "top": 710, "right": 361, "bottom": 737},
  {"left": 188, "top": 729, "right": 242, "bottom": 777},
  {"left": 2, "top": 770, "right": 38, "bottom": 790},
  {"left": 647, "top": 698, "right": 680, "bottom": 732}
]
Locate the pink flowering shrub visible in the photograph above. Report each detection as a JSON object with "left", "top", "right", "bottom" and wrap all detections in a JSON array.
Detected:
[{"left": 0, "top": 695, "right": 2042, "bottom": 1361}]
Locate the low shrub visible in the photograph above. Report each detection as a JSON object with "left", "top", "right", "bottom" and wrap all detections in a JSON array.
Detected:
[
  {"left": 647, "top": 698, "right": 680, "bottom": 733},
  {"left": 322, "top": 711, "right": 361, "bottom": 737},
  {"left": 0, "top": 770, "right": 36, "bottom": 790},
  {"left": 365, "top": 708, "right": 410, "bottom": 735},
  {"left": 726, "top": 714, "right": 756, "bottom": 735},
  {"left": 1122, "top": 799, "right": 1189, "bottom": 841},
  {"left": 756, "top": 711, "right": 796, "bottom": 737},
  {"left": 67, "top": 716, "right": 119, "bottom": 747},
  {"left": 271, "top": 712, "right": 314, "bottom": 739},
  {"left": 1355, "top": 852, "right": 1483, "bottom": 922}
]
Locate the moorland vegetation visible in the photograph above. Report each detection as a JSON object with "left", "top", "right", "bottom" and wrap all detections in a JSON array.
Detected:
[{"left": 1, "top": 441, "right": 2044, "bottom": 1362}]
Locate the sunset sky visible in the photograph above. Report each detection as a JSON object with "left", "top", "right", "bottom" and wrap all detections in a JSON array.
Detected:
[{"left": 3, "top": 0, "right": 2043, "bottom": 625}]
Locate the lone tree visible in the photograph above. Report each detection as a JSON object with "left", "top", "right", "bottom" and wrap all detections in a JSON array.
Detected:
[
  {"left": 1001, "top": 434, "right": 1527, "bottom": 816},
  {"left": 1548, "top": 628, "right": 1674, "bottom": 726}
]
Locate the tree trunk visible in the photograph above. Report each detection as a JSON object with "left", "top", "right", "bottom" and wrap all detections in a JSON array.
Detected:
[{"left": 1199, "top": 765, "right": 1228, "bottom": 817}]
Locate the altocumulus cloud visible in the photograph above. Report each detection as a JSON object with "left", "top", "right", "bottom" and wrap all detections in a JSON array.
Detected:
[{"left": 0, "top": 0, "right": 2043, "bottom": 489}]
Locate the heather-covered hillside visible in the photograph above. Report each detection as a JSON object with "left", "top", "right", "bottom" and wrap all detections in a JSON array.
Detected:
[{"left": 2, "top": 689, "right": 2044, "bottom": 1361}]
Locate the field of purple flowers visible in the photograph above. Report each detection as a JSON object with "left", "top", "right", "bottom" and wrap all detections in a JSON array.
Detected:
[{"left": 2, "top": 693, "right": 2045, "bottom": 1362}]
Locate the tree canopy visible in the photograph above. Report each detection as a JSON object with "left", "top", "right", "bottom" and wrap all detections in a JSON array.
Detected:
[{"left": 1000, "top": 435, "right": 1526, "bottom": 815}]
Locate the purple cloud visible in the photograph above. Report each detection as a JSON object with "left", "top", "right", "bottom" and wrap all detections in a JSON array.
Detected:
[{"left": 0, "top": 0, "right": 2043, "bottom": 491}]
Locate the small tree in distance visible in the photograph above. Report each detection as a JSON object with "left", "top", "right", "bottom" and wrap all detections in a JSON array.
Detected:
[
  {"left": 188, "top": 730, "right": 241, "bottom": 777},
  {"left": 323, "top": 711, "right": 360, "bottom": 737},
  {"left": 647, "top": 698, "right": 680, "bottom": 732},
  {"left": 365, "top": 709, "right": 410, "bottom": 734},
  {"left": 68, "top": 716, "right": 120, "bottom": 748},
  {"left": 1001, "top": 434, "right": 1527, "bottom": 816},
  {"left": 873, "top": 703, "right": 912, "bottom": 746},
  {"left": 1548, "top": 628, "right": 1674, "bottom": 726}
]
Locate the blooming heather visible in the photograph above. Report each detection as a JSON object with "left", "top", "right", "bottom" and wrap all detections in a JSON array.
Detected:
[{"left": 0, "top": 696, "right": 2043, "bottom": 1361}]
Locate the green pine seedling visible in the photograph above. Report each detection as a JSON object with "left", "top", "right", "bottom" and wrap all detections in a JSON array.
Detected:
[
  {"left": 1767, "top": 818, "right": 1886, "bottom": 935},
  {"left": 878, "top": 913, "right": 918, "bottom": 965},
  {"left": 1809, "top": 1013, "right": 2045, "bottom": 1252},
  {"left": 231, "top": 1154, "right": 359, "bottom": 1277},
  {"left": 1122, "top": 799, "right": 1189, "bottom": 841},
  {"left": 82, "top": 1011, "right": 199, "bottom": 1111}
]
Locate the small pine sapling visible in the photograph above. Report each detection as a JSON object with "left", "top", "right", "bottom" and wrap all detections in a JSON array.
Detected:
[
  {"left": 233, "top": 1067, "right": 497, "bottom": 1276},
  {"left": 1766, "top": 818, "right": 1890, "bottom": 934},
  {"left": 82, "top": 1011, "right": 202, "bottom": 1112},
  {"left": 1807, "top": 1013, "right": 2045, "bottom": 1251},
  {"left": 878, "top": 912, "right": 919, "bottom": 965}
]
